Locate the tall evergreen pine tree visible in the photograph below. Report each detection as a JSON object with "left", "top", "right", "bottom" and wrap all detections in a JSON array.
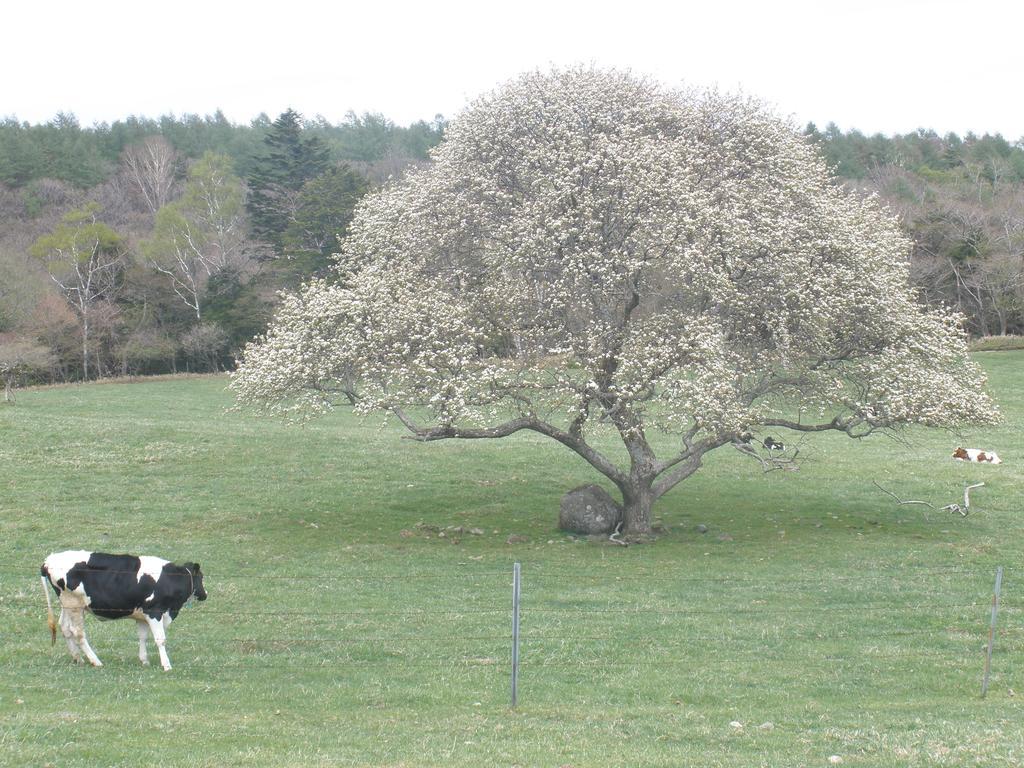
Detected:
[{"left": 246, "top": 109, "right": 330, "bottom": 253}]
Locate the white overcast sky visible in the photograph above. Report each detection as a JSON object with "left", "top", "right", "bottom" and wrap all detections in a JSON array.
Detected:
[{"left": 4, "top": 0, "right": 1022, "bottom": 138}]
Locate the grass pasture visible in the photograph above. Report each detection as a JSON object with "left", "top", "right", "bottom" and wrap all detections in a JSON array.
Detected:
[{"left": 1, "top": 357, "right": 1023, "bottom": 767}]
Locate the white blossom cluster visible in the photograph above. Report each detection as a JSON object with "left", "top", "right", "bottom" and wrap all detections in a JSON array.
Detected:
[{"left": 232, "top": 68, "right": 998, "bottom": 501}]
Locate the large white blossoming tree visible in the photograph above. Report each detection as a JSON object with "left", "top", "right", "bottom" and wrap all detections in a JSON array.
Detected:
[{"left": 232, "top": 68, "right": 999, "bottom": 536}]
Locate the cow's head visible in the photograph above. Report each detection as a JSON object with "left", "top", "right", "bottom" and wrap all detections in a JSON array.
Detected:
[{"left": 184, "top": 563, "right": 207, "bottom": 601}]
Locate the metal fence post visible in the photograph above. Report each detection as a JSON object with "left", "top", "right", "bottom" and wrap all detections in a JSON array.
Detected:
[
  {"left": 511, "top": 561, "right": 521, "bottom": 708},
  {"left": 982, "top": 566, "right": 1003, "bottom": 698}
]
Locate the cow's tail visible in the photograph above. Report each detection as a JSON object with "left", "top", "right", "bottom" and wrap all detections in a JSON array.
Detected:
[{"left": 40, "top": 568, "right": 57, "bottom": 645}]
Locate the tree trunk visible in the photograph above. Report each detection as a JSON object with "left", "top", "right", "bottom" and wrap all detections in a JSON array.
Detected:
[
  {"left": 618, "top": 449, "right": 707, "bottom": 538},
  {"left": 620, "top": 480, "right": 655, "bottom": 536},
  {"left": 4, "top": 377, "right": 13, "bottom": 403},
  {"left": 82, "top": 311, "right": 90, "bottom": 381}
]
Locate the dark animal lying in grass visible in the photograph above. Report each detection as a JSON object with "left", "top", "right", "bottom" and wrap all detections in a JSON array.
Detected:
[
  {"left": 762, "top": 436, "right": 785, "bottom": 451},
  {"left": 41, "top": 551, "right": 207, "bottom": 671}
]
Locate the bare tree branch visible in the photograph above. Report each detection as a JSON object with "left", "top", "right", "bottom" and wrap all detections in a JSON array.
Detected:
[
  {"left": 392, "top": 408, "right": 629, "bottom": 485},
  {"left": 942, "top": 482, "right": 985, "bottom": 516},
  {"left": 731, "top": 440, "right": 801, "bottom": 473},
  {"left": 873, "top": 481, "right": 935, "bottom": 509}
]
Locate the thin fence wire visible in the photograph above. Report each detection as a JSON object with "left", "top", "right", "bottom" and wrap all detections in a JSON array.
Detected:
[
  {"left": 0, "top": 651, "right": 1003, "bottom": 674},
  {"left": 5, "top": 627, "right": 1001, "bottom": 643},
  {"left": 1, "top": 603, "right": 1011, "bottom": 620},
  {"left": 6, "top": 562, "right": 1018, "bottom": 580}
]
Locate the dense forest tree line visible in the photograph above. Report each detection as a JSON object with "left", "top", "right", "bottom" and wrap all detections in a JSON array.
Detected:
[
  {"left": 0, "top": 110, "right": 444, "bottom": 188},
  {"left": 0, "top": 109, "right": 440, "bottom": 392},
  {"left": 0, "top": 109, "right": 1022, "bottom": 393},
  {"left": 808, "top": 124, "right": 1024, "bottom": 337}
]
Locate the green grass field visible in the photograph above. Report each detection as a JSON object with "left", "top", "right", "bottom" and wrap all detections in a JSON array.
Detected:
[{"left": 1, "top": 356, "right": 1022, "bottom": 767}]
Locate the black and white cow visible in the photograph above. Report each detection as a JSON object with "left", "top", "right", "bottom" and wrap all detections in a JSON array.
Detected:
[{"left": 41, "top": 551, "right": 207, "bottom": 671}]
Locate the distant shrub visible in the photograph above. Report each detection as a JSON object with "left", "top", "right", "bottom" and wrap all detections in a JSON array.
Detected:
[
  {"left": 969, "top": 335, "right": 1024, "bottom": 352},
  {"left": 116, "top": 331, "right": 179, "bottom": 376},
  {"left": 182, "top": 323, "right": 230, "bottom": 372},
  {"left": 916, "top": 166, "right": 957, "bottom": 184},
  {"left": 0, "top": 334, "right": 53, "bottom": 402}
]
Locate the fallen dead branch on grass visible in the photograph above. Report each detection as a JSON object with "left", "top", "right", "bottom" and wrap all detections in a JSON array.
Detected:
[{"left": 873, "top": 481, "right": 985, "bottom": 518}]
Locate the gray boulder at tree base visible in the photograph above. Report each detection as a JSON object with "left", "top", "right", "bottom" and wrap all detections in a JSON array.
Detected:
[{"left": 559, "top": 484, "right": 624, "bottom": 535}]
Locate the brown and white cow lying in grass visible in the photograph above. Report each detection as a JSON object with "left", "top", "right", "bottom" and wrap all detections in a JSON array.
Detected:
[{"left": 952, "top": 447, "right": 1002, "bottom": 464}]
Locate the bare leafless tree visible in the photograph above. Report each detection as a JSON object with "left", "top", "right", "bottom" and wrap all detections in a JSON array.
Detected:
[
  {"left": 142, "top": 153, "right": 253, "bottom": 320},
  {"left": 29, "top": 204, "right": 127, "bottom": 380},
  {"left": 121, "top": 136, "right": 180, "bottom": 214}
]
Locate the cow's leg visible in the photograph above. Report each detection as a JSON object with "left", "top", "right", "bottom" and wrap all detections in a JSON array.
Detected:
[
  {"left": 136, "top": 620, "right": 150, "bottom": 666},
  {"left": 69, "top": 608, "right": 102, "bottom": 667},
  {"left": 58, "top": 608, "right": 82, "bottom": 663},
  {"left": 145, "top": 615, "right": 172, "bottom": 671}
]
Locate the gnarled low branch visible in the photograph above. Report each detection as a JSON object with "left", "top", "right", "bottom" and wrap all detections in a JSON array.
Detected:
[
  {"left": 392, "top": 408, "right": 629, "bottom": 485},
  {"left": 732, "top": 440, "right": 801, "bottom": 473}
]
